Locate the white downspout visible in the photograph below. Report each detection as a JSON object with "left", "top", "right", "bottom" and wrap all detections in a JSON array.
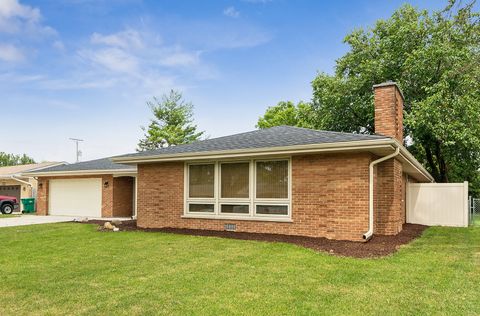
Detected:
[
  {"left": 133, "top": 176, "right": 138, "bottom": 220},
  {"left": 363, "top": 146, "right": 400, "bottom": 240},
  {"left": 9, "top": 176, "right": 33, "bottom": 187},
  {"left": 0, "top": 175, "right": 33, "bottom": 187}
]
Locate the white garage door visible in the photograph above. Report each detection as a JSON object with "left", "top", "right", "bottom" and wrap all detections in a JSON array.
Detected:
[{"left": 49, "top": 178, "right": 102, "bottom": 217}]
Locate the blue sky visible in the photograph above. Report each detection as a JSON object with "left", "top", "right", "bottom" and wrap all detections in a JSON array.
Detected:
[{"left": 1, "top": 0, "right": 445, "bottom": 163}]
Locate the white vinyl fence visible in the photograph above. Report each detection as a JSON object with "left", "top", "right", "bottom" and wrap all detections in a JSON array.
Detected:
[{"left": 407, "top": 182, "right": 469, "bottom": 227}]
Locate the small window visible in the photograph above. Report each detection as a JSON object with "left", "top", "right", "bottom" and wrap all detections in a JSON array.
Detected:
[
  {"left": 189, "top": 164, "right": 215, "bottom": 198},
  {"left": 256, "top": 160, "right": 288, "bottom": 199},
  {"left": 220, "top": 204, "right": 249, "bottom": 214},
  {"left": 189, "top": 204, "right": 214, "bottom": 213},
  {"left": 256, "top": 205, "right": 288, "bottom": 216}
]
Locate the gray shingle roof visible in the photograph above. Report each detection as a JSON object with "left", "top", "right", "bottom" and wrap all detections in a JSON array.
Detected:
[
  {"left": 116, "top": 126, "right": 388, "bottom": 159},
  {"left": 28, "top": 158, "right": 134, "bottom": 173}
]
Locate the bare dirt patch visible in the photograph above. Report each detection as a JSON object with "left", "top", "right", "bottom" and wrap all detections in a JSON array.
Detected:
[{"left": 80, "top": 220, "right": 427, "bottom": 258}]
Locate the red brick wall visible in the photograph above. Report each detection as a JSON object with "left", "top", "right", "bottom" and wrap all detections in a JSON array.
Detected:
[
  {"left": 36, "top": 175, "right": 119, "bottom": 217},
  {"left": 36, "top": 178, "right": 49, "bottom": 215},
  {"left": 113, "top": 176, "right": 134, "bottom": 217},
  {"left": 102, "top": 175, "right": 114, "bottom": 217},
  {"left": 137, "top": 153, "right": 374, "bottom": 241},
  {"left": 374, "top": 158, "right": 404, "bottom": 235},
  {"left": 401, "top": 173, "right": 407, "bottom": 224},
  {"left": 374, "top": 83, "right": 404, "bottom": 142}
]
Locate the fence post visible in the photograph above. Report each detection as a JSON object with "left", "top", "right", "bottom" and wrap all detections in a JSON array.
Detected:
[
  {"left": 464, "top": 182, "right": 469, "bottom": 227},
  {"left": 469, "top": 195, "right": 472, "bottom": 225}
]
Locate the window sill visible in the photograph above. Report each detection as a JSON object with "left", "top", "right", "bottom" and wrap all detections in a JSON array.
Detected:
[{"left": 181, "top": 214, "right": 293, "bottom": 223}]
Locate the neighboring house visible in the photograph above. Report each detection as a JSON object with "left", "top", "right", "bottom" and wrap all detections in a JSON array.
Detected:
[
  {"left": 0, "top": 162, "right": 64, "bottom": 212},
  {"left": 24, "top": 158, "right": 136, "bottom": 218},
  {"left": 32, "top": 82, "right": 434, "bottom": 241}
]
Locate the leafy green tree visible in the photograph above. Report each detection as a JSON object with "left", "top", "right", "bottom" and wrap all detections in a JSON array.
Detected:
[
  {"left": 256, "top": 101, "right": 315, "bottom": 129},
  {"left": 138, "top": 90, "right": 205, "bottom": 151},
  {"left": 258, "top": 1, "right": 480, "bottom": 194},
  {"left": 0, "top": 152, "right": 36, "bottom": 167}
]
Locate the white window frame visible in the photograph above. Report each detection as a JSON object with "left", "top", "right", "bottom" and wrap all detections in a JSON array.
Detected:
[
  {"left": 218, "top": 160, "right": 251, "bottom": 216},
  {"left": 183, "top": 157, "right": 292, "bottom": 222},
  {"left": 253, "top": 159, "right": 291, "bottom": 218},
  {"left": 185, "top": 163, "right": 217, "bottom": 214}
]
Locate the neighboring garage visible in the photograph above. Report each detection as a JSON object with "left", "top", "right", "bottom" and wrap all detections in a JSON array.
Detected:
[
  {"left": 24, "top": 158, "right": 137, "bottom": 218},
  {"left": 0, "top": 162, "right": 64, "bottom": 212},
  {"left": 0, "top": 185, "right": 21, "bottom": 201}
]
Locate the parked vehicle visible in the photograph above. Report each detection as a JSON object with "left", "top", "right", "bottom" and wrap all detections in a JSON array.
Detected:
[{"left": 0, "top": 195, "right": 19, "bottom": 214}]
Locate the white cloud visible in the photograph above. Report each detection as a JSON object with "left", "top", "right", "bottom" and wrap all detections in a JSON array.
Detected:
[
  {"left": 242, "top": 0, "right": 272, "bottom": 3},
  {"left": 38, "top": 77, "right": 119, "bottom": 90},
  {"left": 0, "top": 0, "right": 54, "bottom": 36},
  {"left": 91, "top": 29, "right": 144, "bottom": 50},
  {"left": 223, "top": 6, "right": 240, "bottom": 18},
  {"left": 0, "top": 0, "right": 40, "bottom": 22},
  {"left": 0, "top": 43, "right": 24, "bottom": 62},
  {"left": 79, "top": 47, "right": 139, "bottom": 74},
  {"left": 0, "top": 1, "right": 56, "bottom": 64},
  {"left": 0, "top": 72, "right": 44, "bottom": 82},
  {"left": 159, "top": 50, "right": 200, "bottom": 67},
  {"left": 80, "top": 28, "right": 208, "bottom": 78},
  {"left": 52, "top": 40, "right": 65, "bottom": 51}
]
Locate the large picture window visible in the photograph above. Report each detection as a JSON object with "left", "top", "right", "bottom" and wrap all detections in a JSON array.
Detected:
[{"left": 185, "top": 159, "right": 291, "bottom": 220}]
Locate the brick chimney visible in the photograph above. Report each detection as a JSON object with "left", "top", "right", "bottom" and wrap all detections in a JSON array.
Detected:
[{"left": 373, "top": 82, "right": 404, "bottom": 143}]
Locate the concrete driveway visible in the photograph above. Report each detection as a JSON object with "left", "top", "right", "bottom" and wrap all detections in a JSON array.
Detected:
[{"left": 0, "top": 215, "right": 77, "bottom": 227}]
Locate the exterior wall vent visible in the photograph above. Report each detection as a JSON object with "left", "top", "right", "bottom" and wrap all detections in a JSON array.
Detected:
[{"left": 224, "top": 223, "right": 236, "bottom": 231}]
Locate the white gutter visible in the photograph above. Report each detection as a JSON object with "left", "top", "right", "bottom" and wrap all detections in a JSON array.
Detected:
[
  {"left": 363, "top": 146, "right": 400, "bottom": 240},
  {"left": 22, "top": 169, "right": 137, "bottom": 177},
  {"left": 0, "top": 175, "right": 33, "bottom": 187}
]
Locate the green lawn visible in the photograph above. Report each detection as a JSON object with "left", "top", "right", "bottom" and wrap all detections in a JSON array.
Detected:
[{"left": 0, "top": 224, "right": 479, "bottom": 315}]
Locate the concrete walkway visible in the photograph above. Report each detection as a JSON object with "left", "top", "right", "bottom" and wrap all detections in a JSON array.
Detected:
[{"left": 0, "top": 215, "right": 77, "bottom": 227}]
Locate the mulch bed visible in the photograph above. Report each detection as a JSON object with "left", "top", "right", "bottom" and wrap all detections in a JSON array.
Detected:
[{"left": 78, "top": 220, "right": 427, "bottom": 258}]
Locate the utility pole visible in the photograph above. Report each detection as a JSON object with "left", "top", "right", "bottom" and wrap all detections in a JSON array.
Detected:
[{"left": 69, "top": 138, "right": 84, "bottom": 163}]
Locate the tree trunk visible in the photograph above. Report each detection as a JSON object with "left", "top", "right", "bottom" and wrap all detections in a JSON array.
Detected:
[
  {"left": 435, "top": 140, "right": 448, "bottom": 182},
  {"left": 424, "top": 144, "right": 440, "bottom": 182}
]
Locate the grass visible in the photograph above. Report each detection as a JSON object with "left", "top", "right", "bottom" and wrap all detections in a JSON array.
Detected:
[
  {"left": 0, "top": 224, "right": 479, "bottom": 315},
  {"left": 473, "top": 214, "right": 480, "bottom": 226},
  {"left": 0, "top": 214, "right": 20, "bottom": 218}
]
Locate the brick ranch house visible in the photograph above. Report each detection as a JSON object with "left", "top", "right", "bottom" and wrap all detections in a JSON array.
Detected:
[
  {"left": 113, "top": 81, "right": 433, "bottom": 241},
  {"left": 28, "top": 82, "right": 433, "bottom": 241}
]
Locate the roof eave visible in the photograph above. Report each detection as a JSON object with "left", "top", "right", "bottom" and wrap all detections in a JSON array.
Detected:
[
  {"left": 111, "top": 138, "right": 433, "bottom": 183},
  {"left": 22, "top": 168, "right": 137, "bottom": 177},
  {"left": 111, "top": 139, "right": 393, "bottom": 164},
  {"left": 394, "top": 140, "right": 434, "bottom": 183}
]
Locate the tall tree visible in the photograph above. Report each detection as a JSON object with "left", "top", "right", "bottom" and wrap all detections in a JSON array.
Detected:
[
  {"left": 256, "top": 101, "right": 315, "bottom": 129},
  {"left": 137, "top": 90, "right": 205, "bottom": 151},
  {"left": 258, "top": 1, "right": 480, "bottom": 194},
  {"left": 0, "top": 152, "right": 36, "bottom": 167}
]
